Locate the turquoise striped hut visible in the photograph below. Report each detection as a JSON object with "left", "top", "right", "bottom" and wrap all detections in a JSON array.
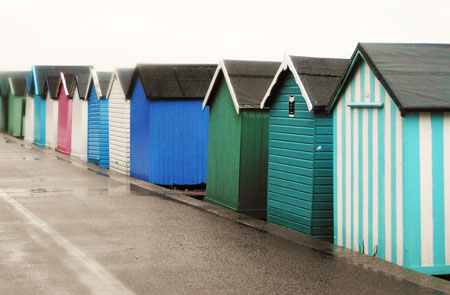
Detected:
[
  {"left": 327, "top": 43, "right": 450, "bottom": 275},
  {"left": 260, "top": 55, "right": 348, "bottom": 241}
]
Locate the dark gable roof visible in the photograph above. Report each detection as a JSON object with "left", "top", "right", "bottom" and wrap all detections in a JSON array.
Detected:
[
  {"left": 290, "top": 56, "right": 349, "bottom": 109},
  {"left": 328, "top": 43, "right": 450, "bottom": 114},
  {"left": 116, "top": 68, "right": 134, "bottom": 95},
  {"left": 97, "top": 71, "right": 113, "bottom": 98},
  {"left": 0, "top": 71, "right": 29, "bottom": 97},
  {"left": 33, "top": 65, "right": 92, "bottom": 97},
  {"left": 55, "top": 73, "right": 75, "bottom": 98},
  {"left": 224, "top": 59, "right": 281, "bottom": 107},
  {"left": 70, "top": 70, "right": 91, "bottom": 99},
  {"left": 44, "top": 75, "right": 60, "bottom": 99},
  {"left": 128, "top": 64, "right": 217, "bottom": 100}
]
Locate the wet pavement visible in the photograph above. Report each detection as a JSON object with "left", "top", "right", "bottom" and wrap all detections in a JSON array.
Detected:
[{"left": 0, "top": 136, "right": 448, "bottom": 294}]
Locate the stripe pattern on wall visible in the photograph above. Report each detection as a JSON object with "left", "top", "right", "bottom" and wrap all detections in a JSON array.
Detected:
[{"left": 333, "top": 59, "right": 450, "bottom": 274}]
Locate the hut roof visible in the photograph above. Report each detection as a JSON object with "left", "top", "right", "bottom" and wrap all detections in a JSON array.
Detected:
[
  {"left": 106, "top": 68, "right": 134, "bottom": 99},
  {"left": 327, "top": 43, "right": 450, "bottom": 115},
  {"left": 127, "top": 64, "right": 217, "bottom": 100},
  {"left": 44, "top": 75, "right": 60, "bottom": 99},
  {"left": 260, "top": 55, "right": 349, "bottom": 111},
  {"left": 203, "top": 59, "right": 281, "bottom": 114},
  {"left": 0, "top": 71, "right": 29, "bottom": 97},
  {"left": 31, "top": 66, "right": 92, "bottom": 99},
  {"left": 85, "top": 70, "right": 113, "bottom": 99}
]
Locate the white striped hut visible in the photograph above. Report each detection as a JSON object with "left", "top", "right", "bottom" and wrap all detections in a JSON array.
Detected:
[{"left": 327, "top": 43, "right": 450, "bottom": 275}]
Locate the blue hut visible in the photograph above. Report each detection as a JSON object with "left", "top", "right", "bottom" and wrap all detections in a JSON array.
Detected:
[
  {"left": 85, "top": 69, "right": 113, "bottom": 168},
  {"left": 327, "top": 43, "right": 450, "bottom": 275},
  {"left": 30, "top": 66, "right": 92, "bottom": 147},
  {"left": 260, "top": 55, "right": 349, "bottom": 241},
  {"left": 127, "top": 64, "right": 215, "bottom": 185}
]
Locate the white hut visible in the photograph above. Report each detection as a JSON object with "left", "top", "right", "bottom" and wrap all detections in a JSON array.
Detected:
[
  {"left": 106, "top": 68, "right": 133, "bottom": 174},
  {"left": 44, "top": 75, "right": 59, "bottom": 149},
  {"left": 69, "top": 71, "right": 91, "bottom": 160},
  {"left": 24, "top": 75, "right": 34, "bottom": 143}
]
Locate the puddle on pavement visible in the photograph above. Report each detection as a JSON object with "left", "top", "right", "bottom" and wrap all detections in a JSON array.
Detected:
[
  {"left": 87, "top": 168, "right": 110, "bottom": 178},
  {"left": 30, "top": 189, "right": 47, "bottom": 194},
  {"left": 56, "top": 156, "right": 71, "bottom": 164}
]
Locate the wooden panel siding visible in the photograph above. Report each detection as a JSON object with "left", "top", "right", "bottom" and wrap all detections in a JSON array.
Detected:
[
  {"left": 24, "top": 94, "right": 34, "bottom": 143},
  {"left": 333, "top": 59, "right": 450, "bottom": 275},
  {"left": 0, "top": 95, "right": 7, "bottom": 132},
  {"left": 109, "top": 77, "right": 130, "bottom": 175},
  {"left": 70, "top": 90, "right": 88, "bottom": 160},
  {"left": 33, "top": 94, "right": 46, "bottom": 147},
  {"left": 267, "top": 72, "right": 333, "bottom": 240},
  {"left": 239, "top": 110, "right": 269, "bottom": 214},
  {"left": 147, "top": 99, "right": 208, "bottom": 185},
  {"left": 205, "top": 77, "right": 241, "bottom": 210},
  {"left": 130, "top": 78, "right": 150, "bottom": 182},
  {"left": 8, "top": 94, "right": 24, "bottom": 137},
  {"left": 87, "top": 86, "right": 109, "bottom": 168},
  {"left": 45, "top": 93, "right": 58, "bottom": 149}
]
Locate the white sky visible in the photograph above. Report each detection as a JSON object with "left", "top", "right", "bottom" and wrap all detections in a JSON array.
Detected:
[{"left": 0, "top": 0, "right": 448, "bottom": 71}]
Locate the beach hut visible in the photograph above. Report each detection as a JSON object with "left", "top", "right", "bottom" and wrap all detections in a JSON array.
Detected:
[
  {"left": 327, "top": 43, "right": 450, "bottom": 275},
  {"left": 56, "top": 67, "right": 91, "bottom": 156},
  {"left": 127, "top": 64, "right": 215, "bottom": 185},
  {"left": 106, "top": 68, "right": 133, "bottom": 174},
  {"left": 86, "top": 70, "right": 113, "bottom": 168},
  {"left": 30, "top": 66, "right": 92, "bottom": 147},
  {"left": 43, "top": 75, "right": 59, "bottom": 149},
  {"left": 5, "top": 72, "right": 29, "bottom": 137},
  {"left": 202, "top": 60, "right": 280, "bottom": 218},
  {"left": 70, "top": 71, "right": 91, "bottom": 160},
  {"left": 24, "top": 74, "right": 34, "bottom": 143},
  {"left": 0, "top": 73, "right": 9, "bottom": 132},
  {"left": 0, "top": 72, "right": 29, "bottom": 136},
  {"left": 260, "top": 55, "right": 349, "bottom": 240}
]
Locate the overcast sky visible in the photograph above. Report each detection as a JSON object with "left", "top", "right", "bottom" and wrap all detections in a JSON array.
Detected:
[{"left": 0, "top": 0, "right": 448, "bottom": 71}]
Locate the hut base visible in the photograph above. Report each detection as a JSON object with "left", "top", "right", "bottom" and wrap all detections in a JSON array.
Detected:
[{"left": 204, "top": 197, "right": 266, "bottom": 220}]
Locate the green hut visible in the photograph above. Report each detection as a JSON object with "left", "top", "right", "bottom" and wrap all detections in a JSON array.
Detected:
[
  {"left": 5, "top": 72, "right": 29, "bottom": 137},
  {"left": 0, "top": 73, "right": 9, "bottom": 132},
  {"left": 202, "top": 59, "right": 280, "bottom": 218}
]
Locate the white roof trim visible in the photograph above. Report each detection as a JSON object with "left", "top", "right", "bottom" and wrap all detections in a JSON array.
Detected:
[
  {"left": 85, "top": 69, "right": 102, "bottom": 100},
  {"left": 60, "top": 72, "right": 69, "bottom": 96},
  {"left": 260, "top": 54, "right": 313, "bottom": 111},
  {"left": 202, "top": 59, "right": 241, "bottom": 114},
  {"left": 8, "top": 78, "right": 14, "bottom": 96}
]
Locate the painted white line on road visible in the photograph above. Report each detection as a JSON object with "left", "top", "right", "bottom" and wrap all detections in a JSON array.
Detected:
[{"left": 0, "top": 188, "right": 136, "bottom": 295}]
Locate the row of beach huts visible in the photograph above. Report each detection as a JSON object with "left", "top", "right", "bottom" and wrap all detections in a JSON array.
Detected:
[{"left": 0, "top": 42, "right": 449, "bottom": 276}]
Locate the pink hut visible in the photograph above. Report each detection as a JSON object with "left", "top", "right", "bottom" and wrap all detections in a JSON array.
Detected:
[
  {"left": 56, "top": 72, "right": 73, "bottom": 155},
  {"left": 56, "top": 67, "right": 91, "bottom": 155}
]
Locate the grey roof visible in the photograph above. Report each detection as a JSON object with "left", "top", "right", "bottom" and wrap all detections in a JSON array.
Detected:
[
  {"left": 329, "top": 43, "right": 450, "bottom": 114},
  {"left": 127, "top": 64, "right": 217, "bottom": 100},
  {"left": 0, "top": 71, "right": 29, "bottom": 97},
  {"left": 224, "top": 60, "right": 281, "bottom": 107},
  {"left": 289, "top": 56, "right": 349, "bottom": 109},
  {"left": 69, "top": 71, "right": 91, "bottom": 99},
  {"left": 44, "top": 75, "right": 60, "bottom": 99},
  {"left": 32, "top": 66, "right": 92, "bottom": 98},
  {"left": 98, "top": 72, "right": 113, "bottom": 98},
  {"left": 116, "top": 68, "right": 134, "bottom": 95}
]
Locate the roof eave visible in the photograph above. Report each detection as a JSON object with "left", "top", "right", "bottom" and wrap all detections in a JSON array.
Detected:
[
  {"left": 260, "top": 54, "right": 314, "bottom": 111},
  {"left": 202, "top": 59, "right": 241, "bottom": 114}
]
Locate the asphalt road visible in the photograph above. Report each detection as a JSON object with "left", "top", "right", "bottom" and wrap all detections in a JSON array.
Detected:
[{"left": 0, "top": 137, "right": 446, "bottom": 295}]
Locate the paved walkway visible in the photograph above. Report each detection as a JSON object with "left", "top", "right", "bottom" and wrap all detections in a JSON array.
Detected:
[{"left": 0, "top": 136, "right": 448, "bottom": 294}]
